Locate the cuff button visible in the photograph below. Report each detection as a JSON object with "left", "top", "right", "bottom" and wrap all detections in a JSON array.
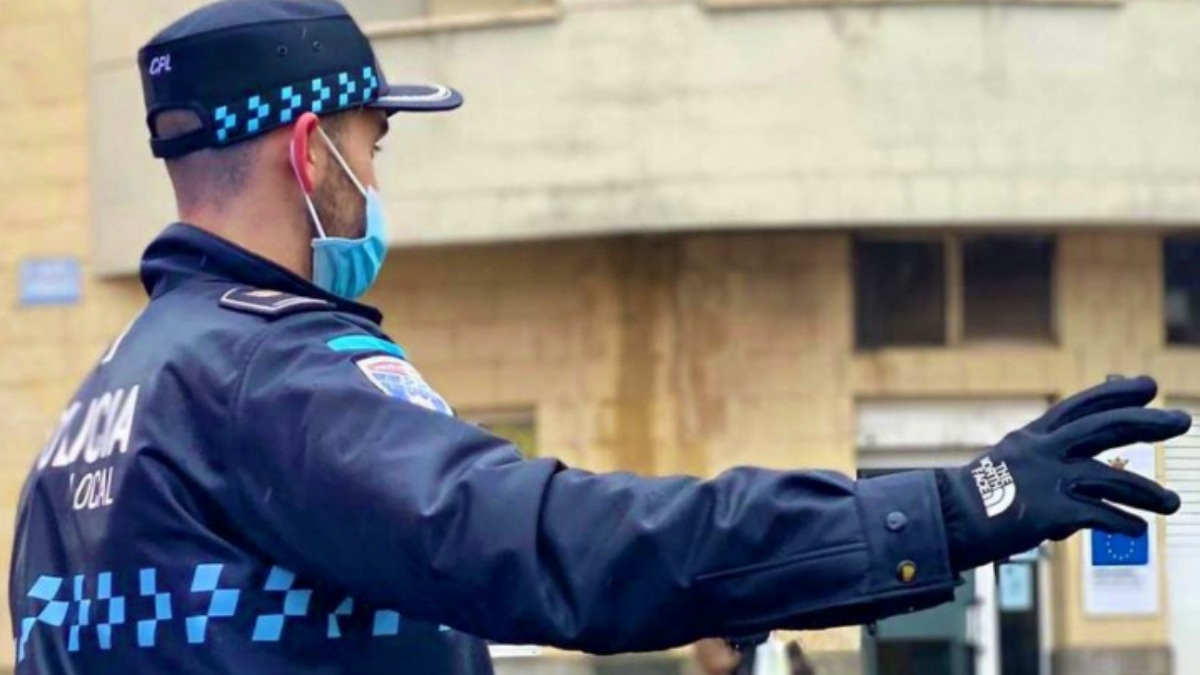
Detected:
[
  {"left": 886, "top": 511, "right": 908, "bottom": 532},
  {"left": 897, "top": 561, "right": 918, "bottom": 584}
]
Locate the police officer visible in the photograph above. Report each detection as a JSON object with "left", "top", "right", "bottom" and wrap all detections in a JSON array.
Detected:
[{"left": 9, "top": 1, "right": 1191, "bottom": 673}]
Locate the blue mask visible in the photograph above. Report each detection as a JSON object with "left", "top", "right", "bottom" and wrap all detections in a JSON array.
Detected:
[
  {"left": 311, "top": 188, "right": 387, "bottom": 300},
  {"left": 299, "top": 129, "right": 389, "bottom": 300}
]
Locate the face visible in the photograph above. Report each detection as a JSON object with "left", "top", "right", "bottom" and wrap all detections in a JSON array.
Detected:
[{"left": 310, "top": 109, "right": 389, "bottom": 239}]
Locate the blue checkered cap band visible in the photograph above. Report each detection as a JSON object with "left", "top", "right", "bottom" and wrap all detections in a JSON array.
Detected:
[{"left": 211, "top": 66, "right": 381, "bottom": 146}]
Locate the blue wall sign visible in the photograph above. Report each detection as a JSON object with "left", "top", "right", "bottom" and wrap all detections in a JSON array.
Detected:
[{"left": 19, "top": 257, "right": 81, "bottom": 306}]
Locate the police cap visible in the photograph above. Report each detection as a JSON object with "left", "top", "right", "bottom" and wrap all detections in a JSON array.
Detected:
[{"left": 138, "top": 0, "right": 463, "bottom": 159}]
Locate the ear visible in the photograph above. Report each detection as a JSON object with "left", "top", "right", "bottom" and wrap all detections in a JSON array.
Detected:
[{"left": 289, "top": 112, "right": 321, "bottom": 195}]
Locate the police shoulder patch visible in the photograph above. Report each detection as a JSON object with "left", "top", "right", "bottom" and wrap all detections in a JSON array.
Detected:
[
  {"left": 219, "top": 287, "right": 334, "bottom": 319},
  {"left": 355, "top": 355, "right": 453, "bottom": 416}
]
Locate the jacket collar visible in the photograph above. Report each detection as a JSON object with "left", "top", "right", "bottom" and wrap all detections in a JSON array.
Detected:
[{"left": 139, "top": 222, "right": 384, "bottom": 324}]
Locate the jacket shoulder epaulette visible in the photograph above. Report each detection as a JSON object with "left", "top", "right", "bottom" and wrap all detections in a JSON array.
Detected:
[{"left": 218, "top": 287, "right": 334, "bottom": 319}]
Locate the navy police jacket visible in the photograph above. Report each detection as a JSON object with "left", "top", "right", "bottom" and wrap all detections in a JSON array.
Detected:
[{"left": 11, "top": 224, "right": 957, "bottom": 674}]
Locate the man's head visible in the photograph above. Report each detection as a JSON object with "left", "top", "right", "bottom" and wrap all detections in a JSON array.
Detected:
[
  {"left": 138, "top": 0, "right": 461, "bottom": 296},
  {"left": 298, "top": 109, "right": 385, "bottom": 241}
]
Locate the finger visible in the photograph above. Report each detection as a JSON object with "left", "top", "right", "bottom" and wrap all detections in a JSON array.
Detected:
[
  {"left": 1073, "top": 463, "right": 1182, "bottom": 514},
  {"left": 1030, "top": 376, "right": 1158, "bottom": 434},
  {"left": 1051, "top": 407, "right": 1191, "bottom": 459},
  {"left": 1072, "top": 501, "right": 1150, "bottom": 538}
]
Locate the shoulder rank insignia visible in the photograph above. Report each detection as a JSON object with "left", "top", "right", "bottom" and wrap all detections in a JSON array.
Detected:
[{"left": 219, "top": 287, "right": 334, "bottom": 318}]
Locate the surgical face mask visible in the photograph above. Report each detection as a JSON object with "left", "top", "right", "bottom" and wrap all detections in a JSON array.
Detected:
[{"left": 295, "top": 128, "right": 388, "bottom": 300}]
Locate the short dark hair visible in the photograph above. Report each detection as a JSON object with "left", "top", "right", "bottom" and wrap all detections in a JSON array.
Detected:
[
  {"left": 157, "top": 109, "right": 257, "bottom": 211},
  {"left": 156, "top": 109, "right": 355, "bottom": 210}
]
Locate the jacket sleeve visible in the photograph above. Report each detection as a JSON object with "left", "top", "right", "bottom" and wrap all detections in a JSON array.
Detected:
[{"left": 222, "top": 313, "right": 958, "bottom": 654}]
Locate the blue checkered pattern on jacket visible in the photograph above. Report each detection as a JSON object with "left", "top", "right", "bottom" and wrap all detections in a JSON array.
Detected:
[
  {"left": 184, "top": 564, "right": 240, "bottom": 645},
  {"left": 137, "top": 568, "right": 172, "bottom": 648},
  {"left": 15, "top": 562, "right": 458, "bottom": 660},
  {"left": 251, "top": 567, "right": 312, "bottom": 642},
  {"left": 18, "top": 576, "right": 68, "bottom": 662}
]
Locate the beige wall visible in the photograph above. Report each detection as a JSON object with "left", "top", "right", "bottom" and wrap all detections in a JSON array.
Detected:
[
  {"left": 91, "top": 0, "right": 1200, "bottom": 274},
  {"left": 373, "top": 228, "right": 1197, "bottom": 657},
  {"left": 0, "top": 0, "right": 148, "bottom": 667},
  {"left": 371, "top": 232, "right": 856, "bottom": 476},
  {"left": 3, "top": 0, "right": 1200, "bottom": 667}
]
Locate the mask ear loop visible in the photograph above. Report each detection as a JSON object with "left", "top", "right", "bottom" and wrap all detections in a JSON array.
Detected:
[
  {"left": 316, "top": 126, "right": 368, "bottom": 198},
  {"left": 290, "top": 112, "right": 328, "bottom": 239}
]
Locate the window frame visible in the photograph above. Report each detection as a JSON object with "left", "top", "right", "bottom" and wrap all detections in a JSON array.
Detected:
[
  {"left": 958, "top": 233, "right": 1059, "bottom": 347},
  {"left": 853, "top": 233, "right": 950, "bottom": 350},
  {"left": 1164, "top": 236, "right": 1200, "bottom": 349},
  {"left": 853, "top": 232, "right": 1059, "bottom": 352}
]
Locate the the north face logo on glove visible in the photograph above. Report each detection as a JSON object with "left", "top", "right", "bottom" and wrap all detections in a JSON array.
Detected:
[{"left": 971, "top": 457, "right": 1016, "bottom": 517}]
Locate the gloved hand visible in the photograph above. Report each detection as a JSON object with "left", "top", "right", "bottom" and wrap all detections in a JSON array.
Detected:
[{"left": 936, "top": 376, "right": 1190, "bottom": 572}]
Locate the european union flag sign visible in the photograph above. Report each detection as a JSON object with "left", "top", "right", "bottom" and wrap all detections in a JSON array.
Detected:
[{"left": 1091, "top": 530, "right": 1149, "bottom": 566}]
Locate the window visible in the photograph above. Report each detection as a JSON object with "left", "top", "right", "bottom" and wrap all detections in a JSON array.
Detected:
[
  {"left": 854, "top": 240, "right": 946, "bottom": 349},
  {"left": 962, "top": 235, "right": 1054, "bottom": 343},
  {"left": 459, "top": 408, "right": 537, "bottom": 456},
  {"left": 1165, "top": 237, "right": 1200, "bottom": 345},
  {"left": 854, "top": 234, "right": 1056, "bottom": 350}
]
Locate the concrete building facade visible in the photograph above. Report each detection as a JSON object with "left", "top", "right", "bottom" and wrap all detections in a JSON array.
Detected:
[{"left": 3, "top": 0, "right": 1200, "bottom": 673}]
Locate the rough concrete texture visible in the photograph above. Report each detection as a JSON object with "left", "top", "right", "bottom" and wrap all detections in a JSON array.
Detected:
[
  {"left": 6, "top": 0, "right": 1198, "bottom": 664},
  {"left": 92, "top": 0, "right": 1200, "bottom": 273}
]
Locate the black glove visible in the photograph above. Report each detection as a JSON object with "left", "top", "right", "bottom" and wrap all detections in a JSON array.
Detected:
[{"left": 936, "top": 376, "right": 1190, "bottom": 572}]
